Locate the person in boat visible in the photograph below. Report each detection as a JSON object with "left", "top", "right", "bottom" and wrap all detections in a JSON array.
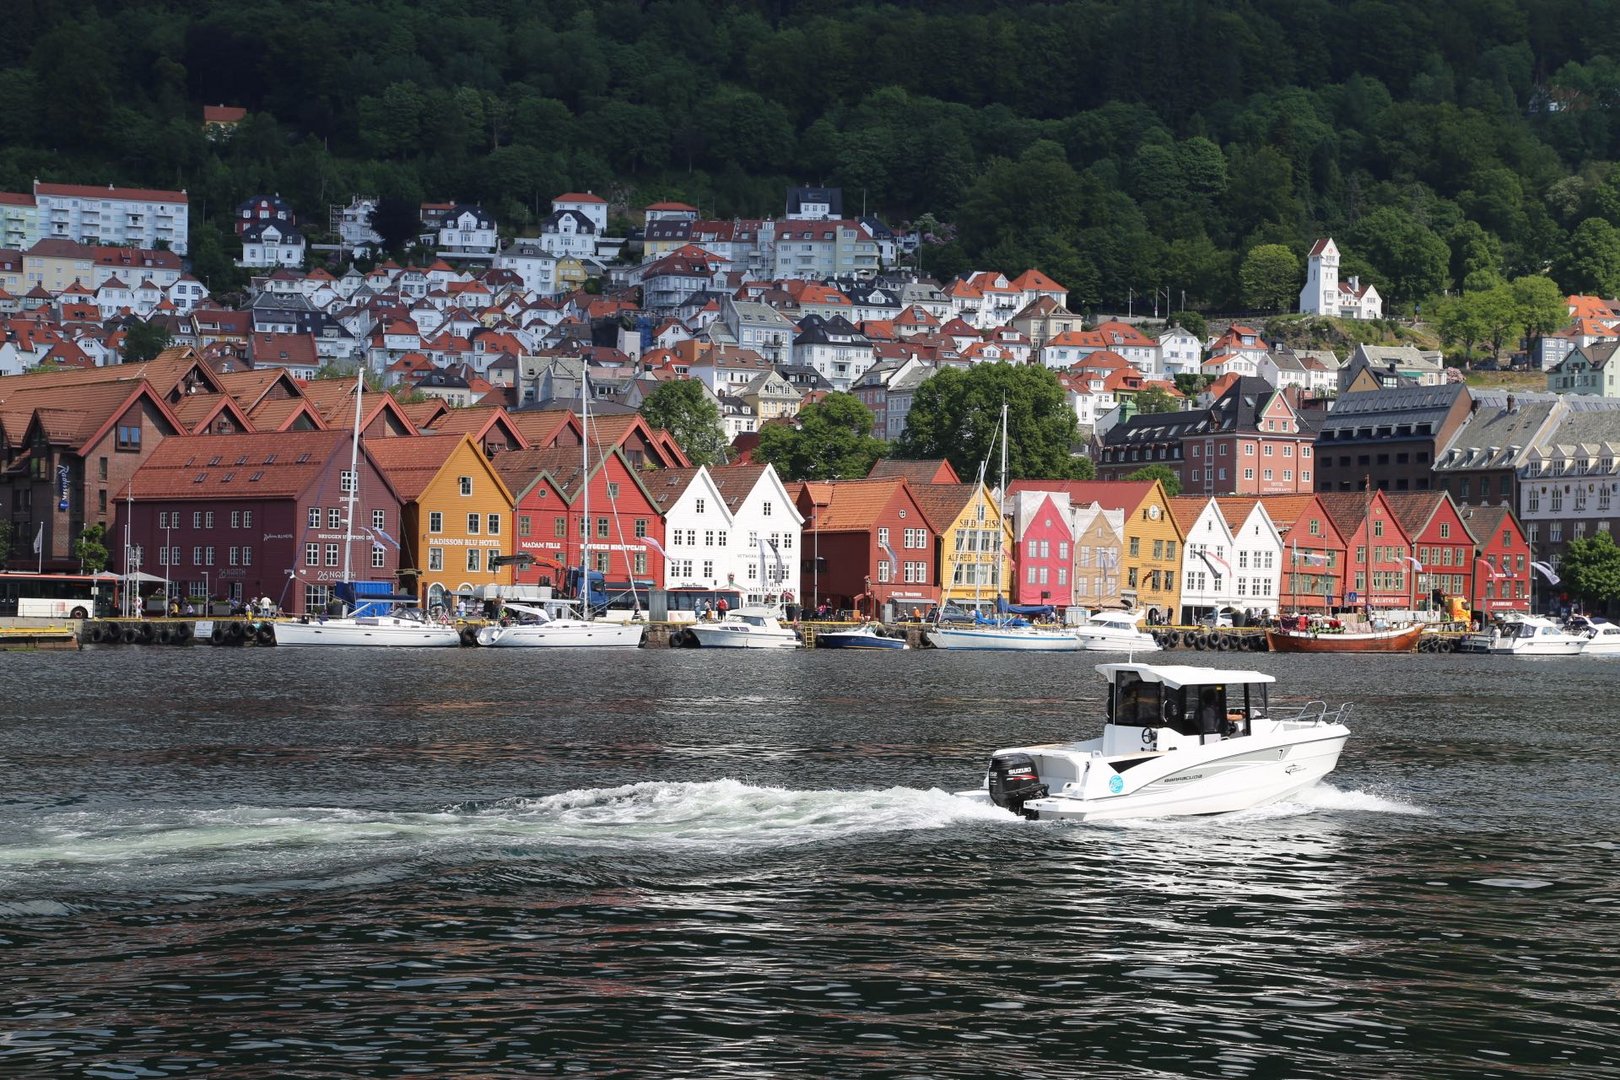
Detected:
[{"left": 1196, "top": 687, "right": 1224, "bottom": 737}]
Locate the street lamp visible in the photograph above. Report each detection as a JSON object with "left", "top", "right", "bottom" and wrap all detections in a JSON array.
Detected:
[{"left": 163, "top": 516, "right": 173, "bottom": 603}]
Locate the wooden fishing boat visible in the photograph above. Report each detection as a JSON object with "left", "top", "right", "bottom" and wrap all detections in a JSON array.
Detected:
[{"left": 1264, "top": 622, "right": 1424, "bottom": 653}]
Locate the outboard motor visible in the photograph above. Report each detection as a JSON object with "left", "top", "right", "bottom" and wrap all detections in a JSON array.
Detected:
[{"left": 987, "top": 752, "right": 1048, "bottom": 818}]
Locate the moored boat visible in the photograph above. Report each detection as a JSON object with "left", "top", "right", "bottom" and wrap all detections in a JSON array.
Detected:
[
  {"left": 687, "top": 606, "right": 802, "bottom": 649},
  {"left": 927, "top": 620, "right": 1080, "bottom": 651},
  {"left": 1489, "top": 614, "right": 1586, "bottom": 656},
  {"left": 1073, "top": 609, "right": 1161, "bottom": 653},
  {"left": 956, "top": 661, "right": 1352, "bottom": 822},
  {"left": 815, "top": 624, "right": 908, "bottom": 650},
  {"left": 1264, "top": 620, "right": 1423, "bottom": 653},
  {"left": 474, "top": 600, "right": 643, "bottom": 648}
]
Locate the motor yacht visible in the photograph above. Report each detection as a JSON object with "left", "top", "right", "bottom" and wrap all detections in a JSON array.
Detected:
[
  {"left": 957, "top": 662, "right": 1352, "bottom": 822},
  {"left": 814, "top": 624, "right": 908, "bottom": 650},
  {"left": 686, "top": 606, "right": 802, "bottom": 649},
  {"left": 1073, "top": 609, "right": 1161, "bottom": 653},
  {"left": 1574, "top": 616, "right": 1620, "bottom": 656},
  {"left": 1488, "top": 614, "right": 1586, "bottom": 656}
]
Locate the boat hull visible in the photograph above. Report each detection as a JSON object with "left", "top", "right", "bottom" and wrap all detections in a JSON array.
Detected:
[
  {"left": 961, "top": 729, "right": 1349, "bottom": 822},
  {"left": 928, "top": 626, "right": 1080, "bottom": 651},
  {"left": 272, "top": 618, "right": 462, "bottom": 647},
  {"left": 816, "top": 628, "right": 907, "bottom": 650},
  {"left": 475, "top": 622, "right": 643, "bottom": 648},
  {"left": 1264, "top": 624, "right": 1423, "bottom": 653},
  {"left": 1074, "top": 631, "right": 1162, "bottom": 653},
  {"left": 686, "top": 627, "right": 800, "bottom": 649}
]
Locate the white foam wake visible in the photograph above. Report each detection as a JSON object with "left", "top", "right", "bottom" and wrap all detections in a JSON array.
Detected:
[{"left": 0, "top": 780, "right": 1014, "bottom": 879}]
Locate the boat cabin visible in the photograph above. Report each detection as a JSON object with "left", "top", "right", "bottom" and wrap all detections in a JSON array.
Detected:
[{"left": 1099, "top": 663, "right": 1275, "bottom": 748}]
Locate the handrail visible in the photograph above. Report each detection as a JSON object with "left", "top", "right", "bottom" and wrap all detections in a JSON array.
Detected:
[{"left": 1271, "top": 700, "right": 1351, "bottom": 726}]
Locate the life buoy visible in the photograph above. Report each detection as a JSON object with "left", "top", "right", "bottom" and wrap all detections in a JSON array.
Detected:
[
  {"left": 121, "top": 625, "right": 140, "bottom": 645},
  {"left": 210, "top": 624, "right": 227, "bottom": 645}
]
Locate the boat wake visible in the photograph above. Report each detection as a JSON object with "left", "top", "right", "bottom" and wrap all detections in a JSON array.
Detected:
[{"left": 0, "top": 781, "right": 1010, "bottom": 906}]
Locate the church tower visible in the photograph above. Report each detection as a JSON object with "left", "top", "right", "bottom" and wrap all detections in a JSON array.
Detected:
[{"left": 1300, "top": 238, "right": 1340, "bottom": 316}]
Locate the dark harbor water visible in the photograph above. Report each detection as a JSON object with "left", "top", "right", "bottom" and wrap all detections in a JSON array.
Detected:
[{"left": 0, "top": 646, "right": 1615, "bottom": 1078}]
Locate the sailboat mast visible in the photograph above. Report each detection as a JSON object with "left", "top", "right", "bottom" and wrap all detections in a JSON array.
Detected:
[
  {"left": 998, "top": 401, "right": 1008, "bottom": 607},
  {"left": 342, "top": 360, "right": 363, "bottom": 582},
  {"left": 580, "top": 370, "right": 590, "bottom": 609}
]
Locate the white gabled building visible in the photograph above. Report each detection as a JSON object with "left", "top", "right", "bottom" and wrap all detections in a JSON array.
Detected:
[
  {"left": 646, "top": 466, "right": 739, "bottom": 593},
  {"left": 1214, "top": 497, "right": 1283, "bottom": 616},
  {"left": 239, "top": 222, "right": 306, "bottom": 269},
  {"left": 709, "top": 462, "right": 806, "bottom": 603},
  {"left": 1158, "top": 325, "right": 1203, "bottom": 378},
  {"left": 1169, "top": 496, "right": 1239, "bottom": 622}
]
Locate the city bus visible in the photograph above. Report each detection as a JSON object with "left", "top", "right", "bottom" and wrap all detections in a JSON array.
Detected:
[{"left": 0, "top": 572, "right": 109, "bottom": 618}]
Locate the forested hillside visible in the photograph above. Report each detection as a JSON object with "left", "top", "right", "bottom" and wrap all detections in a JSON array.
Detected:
[{"left": 4, "top": 0, "right": 1619, "bottom": 312}]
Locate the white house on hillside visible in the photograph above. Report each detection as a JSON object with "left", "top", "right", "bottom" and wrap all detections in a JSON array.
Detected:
[
  {"left": 708, "top": 462, "right": 805, "bottom": 603},
  {"left": 1301, "top": 238, "right": 1384, "bottom": 319}
]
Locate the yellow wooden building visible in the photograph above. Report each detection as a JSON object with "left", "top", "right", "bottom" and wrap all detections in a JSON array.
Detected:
[{"left": 366, "top": 434, "right": 517, "bottom": 611}]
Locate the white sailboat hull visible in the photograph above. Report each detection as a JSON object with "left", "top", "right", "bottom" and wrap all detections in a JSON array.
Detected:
[
  {"left": 475, "top": 620, "right": 643, "bottom": 648},
  {"left": 928, "top": 626, "right": 1080, "bottom": 651},
  {"left": 272, "top": 617, "right": 462, "bottom": 647}
]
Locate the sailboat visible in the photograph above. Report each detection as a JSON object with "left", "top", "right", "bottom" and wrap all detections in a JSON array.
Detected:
[
  {"left": 273, "top": 364, "right": 461, "bottom": 647},
  {"left": 476, "top": 372, "right": 643, "bottom": 648},
  {"left": 927, "top": 403, "right": 1079, "bottom": 652}
]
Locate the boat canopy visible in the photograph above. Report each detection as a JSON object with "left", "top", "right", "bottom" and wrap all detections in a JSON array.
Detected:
[
  {"left": 1095, "top": 662, "right": 1276, "bottom": 689},
  {"left": 996, "top": 596, "right": 1055, "bottom": 618}
]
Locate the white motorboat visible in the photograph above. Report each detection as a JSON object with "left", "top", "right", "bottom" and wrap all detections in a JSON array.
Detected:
[
  {"left": 1490, "top": 614, "right": 1586, "bottom": 656},
  {"left": 957, "top": 662, "right": 1351, "bottom": 822},
  {"left": 686, "top": 606, "right": 802, "bottom": 649},
  {"left": 1073, "top": 609, "right": 1161, "bottom": 653},
  {"left": 1575, "top": 616, "right": 1620, "bottom": 656},
  {"left": 272, "top": 607, "right": 461, "bottom": 647},
  {"left": 475, "top": 601, "right": 643, "bottom": 648}
]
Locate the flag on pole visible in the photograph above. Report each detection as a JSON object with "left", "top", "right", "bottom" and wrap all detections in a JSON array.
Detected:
[
  {"left": 32, "top": 522, "right": 43, "bottom": 555},
  {"left": 1197, "top": 548, "right": 1231, "bottom": 577},
  {"left": 1403, "top": 556, "right": 1424, "bottom": 572},
  {"left": 1296, "top": 548, "right": 1329, "bottom": 567},
  {"left": 639, "top": 534, "right": 667, "bottom": 557},
  {"left": 879, "top": 539, "right": 899, "bottom": 569},
  {"left": 1530, "top": 560, "right": 1561, "bottom": 585},
  {"left": 758, "top": 536, "right": 774, "bottom": 585},
  {"left": 367, "top": 526, "right": 401, "bottom": 549},
  {"left": 766, "top": 537, "right": 788, "bottom": 580}
]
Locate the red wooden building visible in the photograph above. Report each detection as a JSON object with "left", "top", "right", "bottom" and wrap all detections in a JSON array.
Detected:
[{"left": 795, "top": 477, "right": 938, "bottom": 617}]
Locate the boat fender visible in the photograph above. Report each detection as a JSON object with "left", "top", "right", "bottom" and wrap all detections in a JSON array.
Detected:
[
  {"left": 156, "top": 626, "right": 172, "bottom": 645},
  {"left": 1216, "top": 633, "right": 1232, "bottom": 650},
  {"left": 1191, "top": 632, "right": 1207, "bottom": 650},
  {"left": 121, "top": 625, "right": 140, "bottom": 645},
  {"left": 210, "top": 624, "right": 227, "bottom": 646},
  {"left": 86, "top": 623, "right": 105, "bottom": 645},
  {"left": 257, "top": 624, "right": 276, "bottom": 646},
  {"left": 172, "top": 623, "right": 192, "bottom": 643}
]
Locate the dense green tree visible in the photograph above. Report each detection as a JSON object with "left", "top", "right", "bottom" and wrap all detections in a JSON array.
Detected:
[
  {"left": 1348, "top": 208, "right": 1451, "bottom": 307},
  {"left": 1431, "top": 292, "right": 1491, "bottom": 363},
  {"left": 1560, "top": 531, "right": 1620, "bottom": 609},
  {"left": 638, "top": 379, "right": 727, "bottom": 467},
  {"left": 753, "top": 393, "right": 885, "bottom": 481},
  {"left": 1238, "top": 244, "right": 1301, "bottom": 312},
  {"left": 1126, "top": 464, "right": 1181, "bottom": 498},
  {"left": 1556, "top": 218, "right": 1620, "bottom": 296},
  {"left": 896, "top": 364, "right": 1085, "bottom": 483},
  {"left": 369, "top": 197, "right": 423, "bottom": 256},
  {"left": 73, "top": 524, "right": 109, "bottom": 574},
  {"left": 121, "top": 321, "right": 171, "bottom": 364},
  {"left": 1512, "top": 275, "right": 1568, "bottom": 360}
]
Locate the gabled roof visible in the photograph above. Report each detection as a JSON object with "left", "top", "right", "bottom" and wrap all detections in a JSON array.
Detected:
[
  {"left": 797, "top": 477, "right": 914, "bottom": 531},
  {"left": 365, "top": 433, "right": 511, "bottom": 503},
  {"left": 908, "top": 481, "right": 985, "bottom": 533},
  {"left": 124, "top": 430, "right": 395, "bottom": 502},
  {"left": 1005, "top": 480, "right": 1157, "bottom": 516}
]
